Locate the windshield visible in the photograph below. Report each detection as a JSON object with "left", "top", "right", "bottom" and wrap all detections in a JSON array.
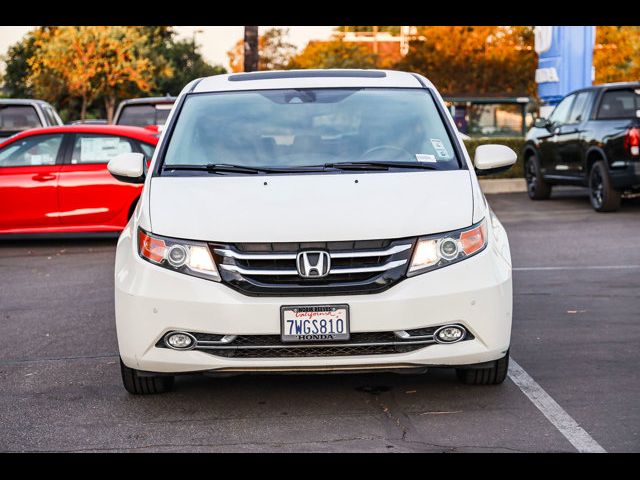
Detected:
[
  {"left": 161, "top": 88, "right": 461, "bottom": 171},
  {"left": 0, "top": 105, "right": 42, "bottom": 133}
]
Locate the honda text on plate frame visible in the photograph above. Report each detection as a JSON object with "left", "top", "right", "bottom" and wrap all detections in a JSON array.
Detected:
[{"left": 109, "top": 69, "right": 517, "bottom": 394}]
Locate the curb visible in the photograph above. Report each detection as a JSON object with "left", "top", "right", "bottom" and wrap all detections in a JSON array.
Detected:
[{"left": 479, "top": 178, "right": 526, "bottom": 194}]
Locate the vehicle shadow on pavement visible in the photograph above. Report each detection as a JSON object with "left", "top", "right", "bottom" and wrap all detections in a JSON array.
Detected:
[{"left": 168, "top": 368, "right": 463, "bottom": 397}]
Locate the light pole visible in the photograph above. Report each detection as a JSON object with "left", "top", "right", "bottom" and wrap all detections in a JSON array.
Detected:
[
  {"left": 244, "top": 26, "right": 259, "bottom": 72},
  {"left": 192, "top": 28, "right": 204, "bottom": 52}
]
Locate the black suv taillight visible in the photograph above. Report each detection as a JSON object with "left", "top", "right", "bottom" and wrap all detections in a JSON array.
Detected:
[{"left": 624, "top": 127, "right": 640, "bottom": 156}]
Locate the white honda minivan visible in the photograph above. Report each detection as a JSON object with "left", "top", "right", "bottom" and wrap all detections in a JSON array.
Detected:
[{"left": 108, "top": 70, "right": 516, "bottom": 394}]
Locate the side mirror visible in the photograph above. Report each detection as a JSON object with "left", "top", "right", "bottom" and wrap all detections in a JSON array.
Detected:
[
  {"left": 107, "top": 152, "right": 146, "bottom": 184},
  {"left": 474, "top": 144, "right": 517, "bottom": 176},
  {"left": 534, "top": 117, "right": 550, "bottom": 129}
]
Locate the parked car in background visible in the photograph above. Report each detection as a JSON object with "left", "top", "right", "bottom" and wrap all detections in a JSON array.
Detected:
[
  {"left": 108, "top": 69, "right": 516, "bottom": 395},
  {"left": 524, "top": 82, "right": 640, "bottom": 212},
  {"left": 0, "top": 99, "right": 63, "bottom": 140},
  {"left": 0, "top": 125, "right": 158, "bottom": 235},
  {"left": 113, "top": 96, "right": 176, "bottom": 132}
]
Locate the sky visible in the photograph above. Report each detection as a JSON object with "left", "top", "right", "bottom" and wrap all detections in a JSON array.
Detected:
[{"left": 0, "top": 26, "right": 336, "bottom": 72}]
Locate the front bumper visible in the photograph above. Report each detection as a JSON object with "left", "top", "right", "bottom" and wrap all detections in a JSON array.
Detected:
[{"left": 114, "top": 225, "right": 513, "bottom": 374}]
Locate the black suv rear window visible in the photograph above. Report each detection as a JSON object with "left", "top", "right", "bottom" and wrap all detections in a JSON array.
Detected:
[
  {"left": 597, "top": 89, "right": 640, "bottom": 119},
  {"left": 117, "top": 104, "right": 173, "bottom": 127},
  {"left": 117, "top": 105, "right": 156, "bottom": 127}
]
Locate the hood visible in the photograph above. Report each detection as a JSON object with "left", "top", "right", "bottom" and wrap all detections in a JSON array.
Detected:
[{"left": 149, "top": 170, "right": 474, "bottom": 243}]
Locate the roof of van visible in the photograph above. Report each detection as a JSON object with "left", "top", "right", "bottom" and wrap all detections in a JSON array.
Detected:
[{"left": 193, "top": 69, "right": 432, "bottom": 93}]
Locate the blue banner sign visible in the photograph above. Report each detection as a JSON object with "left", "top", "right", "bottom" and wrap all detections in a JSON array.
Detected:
[{"left": 535, "top": 26, "right": 595, "bottom": 106}]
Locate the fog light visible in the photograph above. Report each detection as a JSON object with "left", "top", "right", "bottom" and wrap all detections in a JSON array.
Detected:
[
  {"left": 166, "top": 244, "right": 188, "bottom": 268},
  {"left": 434, "top": 325, "right": 466, "bottom": 344},
  {"left": 165, "top": 332, "right": 195, "bottom": 350}
]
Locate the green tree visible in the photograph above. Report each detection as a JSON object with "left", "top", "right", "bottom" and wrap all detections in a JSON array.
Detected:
[
  {"left": 288, "top": 40, "right": 379, "bottom": 69},
  {"left": 1, "top": 31, "right": 37, "bottom": 98},
  {"left": 156, "top": 39, "right": 226, "bottom": 95}
]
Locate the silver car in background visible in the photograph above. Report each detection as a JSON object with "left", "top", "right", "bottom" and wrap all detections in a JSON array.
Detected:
[{"left": 0, "top": 99, "right": 63, "bottom": 140}]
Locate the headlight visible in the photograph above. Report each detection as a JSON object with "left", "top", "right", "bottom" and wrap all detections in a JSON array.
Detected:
[
  {"left": 138, "top": 228, "right": 221, "bottom": 282},
  {"left": 408, "top": 218, "right": 488, "bottom": 276}
]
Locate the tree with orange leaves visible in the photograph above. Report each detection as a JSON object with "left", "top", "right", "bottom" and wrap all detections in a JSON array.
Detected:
[
  {"left": 396, "top": 26, "right": 536, "bottom": 97},
  {"left": 28, "top": 26, "right": 170, "bottom": 122},
  {"left": 593, "top": 26, "right": 640, "bottom": 84}
]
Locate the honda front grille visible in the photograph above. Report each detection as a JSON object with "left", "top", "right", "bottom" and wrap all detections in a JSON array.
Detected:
[{"left": 210, "top": 238, "right": 416, "bottom": 296}]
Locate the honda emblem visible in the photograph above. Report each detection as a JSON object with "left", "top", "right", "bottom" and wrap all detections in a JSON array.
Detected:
[{"left": 296, "top": 251, "right": 331, "bottom": 278}]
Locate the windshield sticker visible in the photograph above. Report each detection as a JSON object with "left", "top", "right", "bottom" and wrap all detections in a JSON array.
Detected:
[
  {"left": 430, "top": 139, "right": 450, "bottom": 159},
  {"left": 416, "top": 153, "right": 437, "bottom": 163}
]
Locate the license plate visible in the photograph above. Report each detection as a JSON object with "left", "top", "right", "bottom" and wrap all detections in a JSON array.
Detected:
[{"left": 280, "top": 305, "right": 350, "bottom": 342}]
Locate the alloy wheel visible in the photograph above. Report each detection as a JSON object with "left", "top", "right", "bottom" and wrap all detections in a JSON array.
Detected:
[
  {"left": 525, "top": 158, "right": 537, "bottom": 196},
  {"left": 591, "top": 168, "right": 604, "bottom": 209}
]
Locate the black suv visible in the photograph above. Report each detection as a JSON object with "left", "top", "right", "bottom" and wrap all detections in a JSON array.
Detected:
[{"left": 523, "top": 82, "right": 640, "bottom": 212}]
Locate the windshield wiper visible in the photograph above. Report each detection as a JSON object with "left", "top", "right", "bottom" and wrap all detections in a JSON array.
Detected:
[
  {"left": 163, "top": 164, "right": 323, "bottom": 174},
  {"left": 164, "top": 164, "right": 265, "bottom": 174},
  {"left": 163, "top": 161, "right": 440, "bottom": 175},
  {"left": 323, "top": 161, "right": 439, "bottom": 171}
]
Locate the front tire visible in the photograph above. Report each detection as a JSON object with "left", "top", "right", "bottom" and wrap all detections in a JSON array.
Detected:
[
  {"left": 456, "top": 351, "right": 509, "bottom": 385},
  {"left": 120, "top": 359, "right": 175, "bottom": 395},
  {"left": 589, "top": 160, "right": 621, "bottom": 212},
  {"left": 524, "top": 153, "right": 552, "bottom": 200}
]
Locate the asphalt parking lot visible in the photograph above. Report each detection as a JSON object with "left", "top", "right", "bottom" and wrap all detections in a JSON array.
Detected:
[{"left": 1, "top": 189, "right": 639, "bottom": 452}]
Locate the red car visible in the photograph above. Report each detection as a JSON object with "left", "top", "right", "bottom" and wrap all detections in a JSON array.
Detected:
[{"left": 0, "top": 125, "right": 158, "bottom": 235}]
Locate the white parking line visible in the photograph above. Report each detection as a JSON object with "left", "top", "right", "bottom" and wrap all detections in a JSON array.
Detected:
[
  {"left": 514, "top": 265, "right": 640, "bottom": 272},
  {"left": 508, "top": 358, "right": 606, "bottom": 453}
]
